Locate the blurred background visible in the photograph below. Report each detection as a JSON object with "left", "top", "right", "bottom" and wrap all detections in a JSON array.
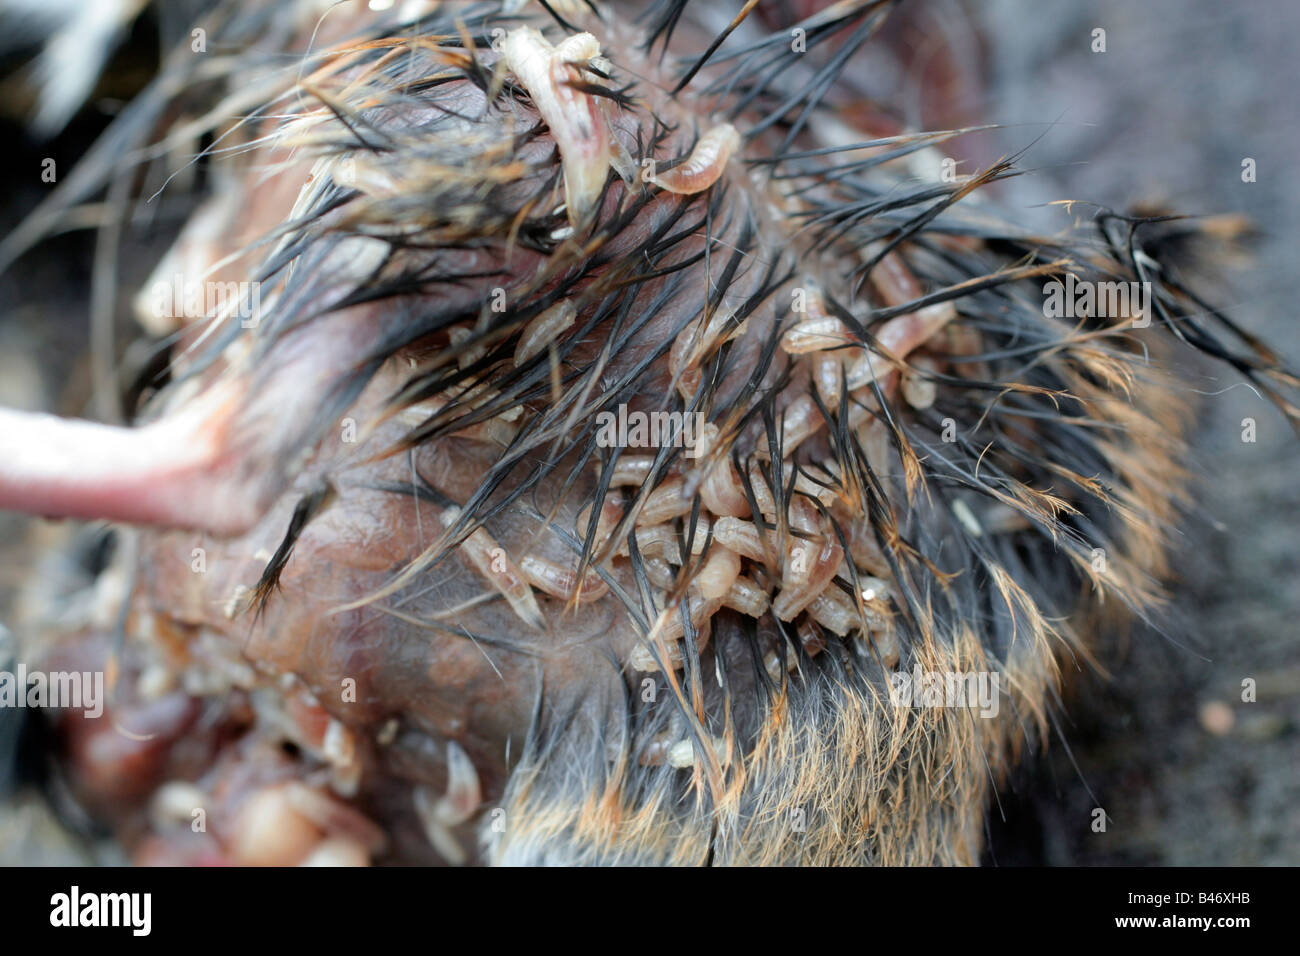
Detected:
[
  {"left": 0, "top": 0, "right": 1296, "bottom": 864},
  {"left": 974, "top": 0, "right": 1300, "bottom": 866}
]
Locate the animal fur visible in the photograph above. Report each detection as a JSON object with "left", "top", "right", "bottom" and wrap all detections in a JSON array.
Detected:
[{"left": 5, "top": 0, "right": 1297, "bottom": 866}]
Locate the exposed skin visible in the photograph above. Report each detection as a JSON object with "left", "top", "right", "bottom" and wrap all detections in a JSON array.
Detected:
[{"left": 0, "top": 304, "right": 384, "bottom": 537}]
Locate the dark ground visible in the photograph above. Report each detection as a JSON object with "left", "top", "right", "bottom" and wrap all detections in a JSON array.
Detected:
[
  {"left": 0, "top": 0, "right": 1295, "bottom": 865},
  {"left": 975, "top": 0, "right": 1300, "bottom": 865}
]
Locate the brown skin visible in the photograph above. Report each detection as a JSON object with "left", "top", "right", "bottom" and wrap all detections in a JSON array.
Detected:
[{"left": 78, "top": 350, "right": 647, "bottom": 860}]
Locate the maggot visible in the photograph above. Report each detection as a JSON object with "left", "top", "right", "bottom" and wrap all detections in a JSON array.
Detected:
[{"left": 650, "top": 123, "right": 740, "bottom": 195}]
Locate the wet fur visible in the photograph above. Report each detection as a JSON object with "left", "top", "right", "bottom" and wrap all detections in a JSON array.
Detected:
[{"left": 12, "top": 0, "right": 1298, "bottom": 865}]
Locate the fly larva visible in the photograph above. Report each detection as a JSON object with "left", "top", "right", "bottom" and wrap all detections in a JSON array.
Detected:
[
  {"left": 635, "top": 477, "right": 693, "bottom": 526},
  {"left": 781, "top": 278, "right": 856, "bottom": 355},
  {"left": 617, "top": 519, "right": 711, "bottom": 561},
  {"left": 807, "top": 587, "right": 857, "bottom": 636},
  {"left": 772, "top": 533, "right": 843, "bottom": 622},
  {"left": 813, "top": 353, "right": 845, "bottom": 407},
  {"left": 712, "top": 516, "right": 771, "bottom": 564},
  {"left": 694, "top": 423, "right": 751, "bottom": 519},
  {"left": 650, "top": 590, "right": 721, "bottom": 646},
  {"left": 777, "top": 394, "right": 826, "bottom": 457},
  {"left": 448, "top": 326, "right": 488, "bottom": 370},
  {"left": 763, "top": 647, "right": 793, "bottom": 681},
  {"left": 797, "top": 620, "right": 828, "bottom": 659},
  {"left": 519, "top": 554, "right": 609, "bottom": 604},
  {"left": 650, "top": 123, "right": 741, "bottom": 195},
  {"left": 783, "top": 497, "right": 822, "bottom": 588},
  {"left": 514, "top": 301, "right": 577, "bottom": 367},
  {"left": 666, "top": 740, "right": 695, "bottom": 769},
  {"left": 631, "top": 595, "right": 718, "bottom": 673},
  {"left": 500, "top": 27, "right": 614, "bottom": 226},
  {"left": 576, "top": 494, "right": 622, "bottom": 552},
  {"left": 441, "top": 507, "right": 545, "bottom": 630},
  {"left": 638, "top": 733, "right": 676, "bottom": 767},
  {"left": 871, "top": 628, "right": 900, "bottom": 670},
  {"left": 722, "top": 576, "right": 769, "bottom": 618},
  {"left": 669, "top": 308, "right": 739, "bottom": 399},
  {"left": 782, "top": 316, "right": 854, "bottom": 354},
  {"left": 693, "top": 545, "right": 741, "bottom": 602},
  {"left": 413, "top": 740, "right": 482, "bottom": 866},
  {"left": 610, "top": 455, "right": 656, "bottom": 487},
  {"left": 901, "top": 354, "right": 941, "bottom": 410},
  {"left": 745, "top": 461, "right": 779, "bottom": 522}
]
